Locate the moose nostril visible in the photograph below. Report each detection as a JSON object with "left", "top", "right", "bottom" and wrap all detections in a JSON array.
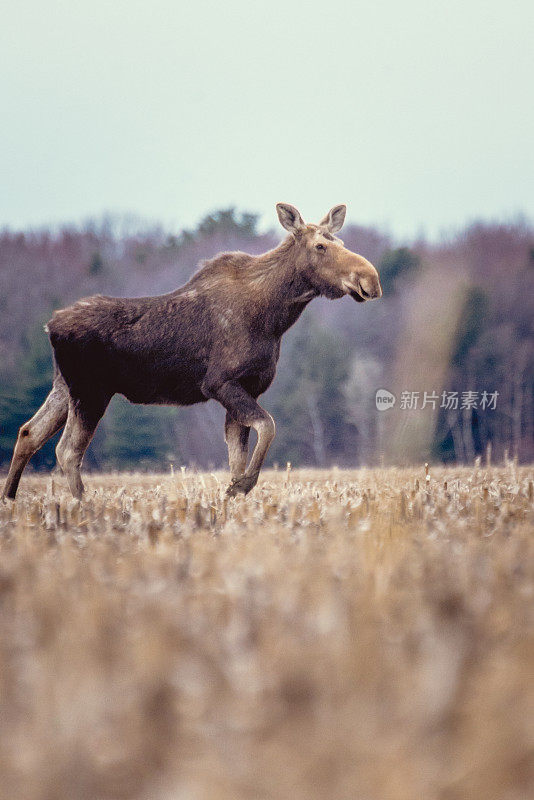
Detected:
[
  {"left": 358, "top": 279, "right": 375, "bottom": 298},
  {"left": 358, "top": 277, "right": 382, "bottom": 299}
]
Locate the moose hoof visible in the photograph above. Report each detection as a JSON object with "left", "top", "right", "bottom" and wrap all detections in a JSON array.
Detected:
[{"left": 226, "top": 473, "right": 259, "bottom": 497}]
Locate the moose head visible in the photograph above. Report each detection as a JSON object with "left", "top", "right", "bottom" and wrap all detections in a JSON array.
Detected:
[{"left": 276, "top": 202, "right": 382, "bottom": 302}]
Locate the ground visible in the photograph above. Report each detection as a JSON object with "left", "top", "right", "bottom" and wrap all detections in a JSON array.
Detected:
[{"left": 0, "top": 466, "right": 533, "bottom": 800}]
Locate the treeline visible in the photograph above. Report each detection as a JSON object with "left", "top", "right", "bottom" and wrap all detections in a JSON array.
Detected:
[{"left": 0, "top": 209, "right": 533, "bottom": 471}]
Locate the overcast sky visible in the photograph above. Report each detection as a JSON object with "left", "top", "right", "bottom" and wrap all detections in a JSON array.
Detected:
[{"left": 1, "top": 0, "right": 533, "bottom": 239}]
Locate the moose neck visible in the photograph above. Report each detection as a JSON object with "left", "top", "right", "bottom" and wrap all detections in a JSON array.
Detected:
[{"left": 251, "top": 238, "right": 318, "bottom": 338}]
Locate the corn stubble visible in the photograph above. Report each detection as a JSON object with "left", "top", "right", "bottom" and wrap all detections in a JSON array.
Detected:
[{"left": 0, "top": 466, "right": 533, "bottom": 800}]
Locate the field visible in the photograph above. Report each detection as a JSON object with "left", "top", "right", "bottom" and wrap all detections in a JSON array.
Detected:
[{"left": 0, "top": 465, "right": 533, "bottom": 800}]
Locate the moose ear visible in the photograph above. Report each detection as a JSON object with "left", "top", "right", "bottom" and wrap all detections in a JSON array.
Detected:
[
  {"left": 276, "top": 203, "right": 306, "bottom": 234},
  {"left": 320, "top": 204, "right": 346, "bottom": 233}
]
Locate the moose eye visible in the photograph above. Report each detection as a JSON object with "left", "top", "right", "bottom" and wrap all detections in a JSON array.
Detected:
[{"left": 315, "top": 244, "right": 326, "bottom": 252}]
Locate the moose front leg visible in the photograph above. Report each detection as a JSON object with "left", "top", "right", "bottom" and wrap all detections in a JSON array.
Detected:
[
  {"left": 225, "top": 412, "right": 250, "bottom": 479},
  {"left": 203, "top": 379, "right": 275, "bottom": 496}
]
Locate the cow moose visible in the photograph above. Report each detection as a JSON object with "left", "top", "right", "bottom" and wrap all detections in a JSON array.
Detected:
[{"left": 2, "top": 203, "right": 382, "bottom": 501}]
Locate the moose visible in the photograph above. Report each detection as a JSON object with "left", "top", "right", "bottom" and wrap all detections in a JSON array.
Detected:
[{"left": 2, "top": 203, "right": 382, "bottom": 501}]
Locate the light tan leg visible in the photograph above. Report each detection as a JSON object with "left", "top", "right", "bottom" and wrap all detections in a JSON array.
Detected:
[
  {"left": 2, "top": 377, "right": 68, "bottom": 500},
  {"left": 225, "top": 412, "right": 250, "bottom": 478},
  {"left": 226, "top": 413, "right": 275, "bottom": 496},
  {"left": 201, "top": 378, "right": 275, "bottom": 497},
  {"left": 55, "top": 398, "right": 107, "bottom": 499}
]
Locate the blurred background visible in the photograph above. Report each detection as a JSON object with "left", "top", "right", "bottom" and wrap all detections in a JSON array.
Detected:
[{"left": 1, "top": 0, "right": 533, "bottom": 470}]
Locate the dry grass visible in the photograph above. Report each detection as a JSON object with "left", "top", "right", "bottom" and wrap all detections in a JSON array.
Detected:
[{"left": 0, "top": 465, "right": 533, "bottom": 800}]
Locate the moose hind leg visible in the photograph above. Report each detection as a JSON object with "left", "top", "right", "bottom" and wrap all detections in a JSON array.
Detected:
[
  {"left": 2, "top": 378, "right": 69, "bottom": 500},
  {"left": 225, "top": 412, "right": 250, "bottom": 478},
  {"left": 56, "top": 398, "right": 108, "bottom": 500}
]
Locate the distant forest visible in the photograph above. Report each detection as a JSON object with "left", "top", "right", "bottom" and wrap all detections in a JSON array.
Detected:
[{"left": 1, "top": 209, "right": 533, "bottom": 472}]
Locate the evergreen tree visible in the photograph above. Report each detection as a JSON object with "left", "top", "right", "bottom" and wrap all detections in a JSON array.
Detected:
[
  {"left": 98, "top": 395, "right": 179, "bottom": 470},
  {"left": 266, "top": 319, "right": 355, "bottom": 466},
  {"left": 0, "top": 318, "right": 57, "bottom": 469},
  {"left": 378, "top": 247, "right": 420, "bottom": 295}
]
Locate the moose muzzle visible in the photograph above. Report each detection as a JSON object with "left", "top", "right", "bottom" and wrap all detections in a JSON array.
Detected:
[{"left": 342, "top": 268, "right": 382, "bottom": 302}]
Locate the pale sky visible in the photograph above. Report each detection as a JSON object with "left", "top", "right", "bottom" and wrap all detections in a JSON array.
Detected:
[{"left": 1, "top": 0, "right": 533, "bottom": 239}]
